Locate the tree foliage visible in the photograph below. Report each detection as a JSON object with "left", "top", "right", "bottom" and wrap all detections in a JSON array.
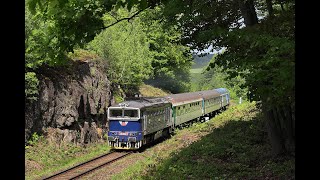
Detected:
[
  {"left": 140, "top": 7, "right": 193, "bottom": 93},
  {"left": 192, "top": 54, "right": 248, "bottom": 101},
  {"left": 87, "top": 7, "right": 192, "bottom": 94},
  {"left": 25, "top": 72, "right": 39, "bottom": 101},
  {"left": 160, "top": 0, "right": 295, "bottom": 155},
  {"left": 26, "top": 0, "right": 160, "bottom": 64},
  {"left": 88, "top": 8, "right": 153, "bottom": 89}
]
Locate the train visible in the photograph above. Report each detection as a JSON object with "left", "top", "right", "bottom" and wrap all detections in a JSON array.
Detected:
[{"left": 107, "top": 88, "right": 230, "bottom": 150}]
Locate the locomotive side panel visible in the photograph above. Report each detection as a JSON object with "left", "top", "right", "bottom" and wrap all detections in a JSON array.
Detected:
[{"left": 142, "top": 104, "right": 172, "bottom": 135}]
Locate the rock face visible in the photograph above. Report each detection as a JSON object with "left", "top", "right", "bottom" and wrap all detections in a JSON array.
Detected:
[{"left": 25, "top": 60, "right": 113, "bottom": 144}]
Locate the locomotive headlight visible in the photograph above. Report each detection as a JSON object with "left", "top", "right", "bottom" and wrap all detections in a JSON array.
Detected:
[
  {"left": 111, "top": 132, "right": 116, "bottom": 135},
  {"left": 130, "top": 133, "right": 136, "bottom": 136}
]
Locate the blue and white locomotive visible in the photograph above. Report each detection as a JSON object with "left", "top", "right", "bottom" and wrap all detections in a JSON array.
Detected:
[
  {"left": 107, "top": 97, "right": 173, "bottom": 149},
  {"left": 107, "top": 88, "right": 230, "bottom": 150}
]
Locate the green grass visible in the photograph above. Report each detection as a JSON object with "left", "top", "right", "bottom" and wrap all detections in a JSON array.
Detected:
[
  {"left": 190, "top": 68, "right": 205, "bottom": 91},
  {"left": 139, "top": 84, "right": 170, "bottom": 97},
  {"left": 111, "top": 102, "right": 295, "bottom": 179},
  {"left": 190, "top": 68, "right": 204, "bottom": 74},
  {"left": 25, "top": 140, "right": 111, "bottom": 180}
]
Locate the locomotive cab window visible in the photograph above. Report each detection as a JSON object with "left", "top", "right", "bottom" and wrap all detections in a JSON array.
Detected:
[
  {"left": 109, "top": 109, "right": 122, "bottom": 117},
  {"left": 109, "top": 108, "right": 139, "bottom": 119},
  {"left": 124, "top": 109, "right": 139, "bottom": 118}
]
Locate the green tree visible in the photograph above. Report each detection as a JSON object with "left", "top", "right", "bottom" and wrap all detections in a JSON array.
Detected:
[
  {"left": 161, "top": 0, "right": 295, "bottom": 155},
  {"left": 141, "top": 7, "right": 193, "bottom": 93},
  {"left": 88, "top": 8, "right": 153, "bottom": 92},
  {"left": 192, "top": 53, "right": 248, "bottom": 101},
  {"left": 26, "top": 0, "right": 159, "bottom": 64}
]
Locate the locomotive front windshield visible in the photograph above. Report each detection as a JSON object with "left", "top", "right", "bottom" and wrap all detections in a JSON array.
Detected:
[
  {"left": 109, "top": 109, "right": 122, "bottom": 117},
  {"left": 124, "top": 109, "right": 138, "bottom": 118},
  {"left": 109, "top": 108, "right": 139, "bottom": 119}
]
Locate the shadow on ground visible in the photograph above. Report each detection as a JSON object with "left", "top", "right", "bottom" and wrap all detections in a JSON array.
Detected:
[{"left": 140, "top": 118, "right": 295, "bottom": 179}]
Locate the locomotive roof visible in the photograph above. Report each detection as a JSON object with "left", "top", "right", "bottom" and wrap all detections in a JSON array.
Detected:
[{"left": 109, "top": 97, "right": 170, "bottom": 109}]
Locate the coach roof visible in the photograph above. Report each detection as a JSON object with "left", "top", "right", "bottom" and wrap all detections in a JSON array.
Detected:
[
  {"left": 165, "top": 91, "right": 202, "bottom": 106},
  {"left": 198, "top": 89, "right": 221, "bottom": 100}
]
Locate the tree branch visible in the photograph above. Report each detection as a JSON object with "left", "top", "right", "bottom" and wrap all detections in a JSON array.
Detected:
[{"left": 100, "top": 8, "right": 148, "bottom": 30}]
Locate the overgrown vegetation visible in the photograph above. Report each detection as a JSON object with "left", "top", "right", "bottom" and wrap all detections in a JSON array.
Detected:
[
  {"left": 25, "top": 72, "right": 39, "bottom": 101},
  {"left": 88, "top": 8, "right": 153, "bottom": 89}
]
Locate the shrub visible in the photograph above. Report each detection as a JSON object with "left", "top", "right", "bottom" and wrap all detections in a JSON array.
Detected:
[{"left": 25, "top": 72, "right": 39, "bottom": 101}]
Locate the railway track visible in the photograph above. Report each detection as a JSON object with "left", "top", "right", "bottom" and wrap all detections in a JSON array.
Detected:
[{"left": 42, "top": 151, "right": 132, "bottom": 180}]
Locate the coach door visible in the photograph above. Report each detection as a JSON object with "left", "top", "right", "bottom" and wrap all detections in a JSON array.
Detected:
[{"left": 143, "top": 114, "right": 147, "bottom": 134}]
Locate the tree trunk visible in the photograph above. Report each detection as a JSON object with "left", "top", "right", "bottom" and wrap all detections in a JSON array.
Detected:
[
  {"left": 275, "top": 103, "right": 295, "bottom": 155},
  {"left": 263, "top": 105, "right": 285, "bottom": 156},
  {"left": 280, "top": 2, "right": 284, "bottom": 11},
  {"left": 283, "top": 104, "right": 295, "bottom": 153},
  {"left": 239, "top": 0, "right": 259, "bottom": 26},
  {"left": 279, "top": 0, "right": 285, "bottom": 11},
  {"left": 266, "top": 0, "right": 274, "bottom": 17}
]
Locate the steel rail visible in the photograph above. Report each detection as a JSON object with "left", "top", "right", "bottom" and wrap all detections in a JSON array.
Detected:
[
  {"left": 70, "top": 152, "right": 132, "bottom": 179},
  {"left": 42, "top": 151, "right": 132, "bottom": 180}
]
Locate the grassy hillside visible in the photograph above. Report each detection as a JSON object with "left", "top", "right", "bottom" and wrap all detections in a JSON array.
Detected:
[
  {"left": 192, "top": 54, "right": 214, "bottom": 69},
  {"left": 138, "top": 84, "right": 170, "bottom": 97},
  {"left": 190, "top": 54, "right": 213, "bottom": 92},
  {"left": 190, "top": 68, "right": 204, "bottom": 92},
  {"left": 25, "top": 138, "right": 110, "bottom": 180}
]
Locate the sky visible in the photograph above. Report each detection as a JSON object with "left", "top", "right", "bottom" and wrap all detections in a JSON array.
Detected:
[{"left": 192, "top": 45, "right": 224, "bottom": 55}]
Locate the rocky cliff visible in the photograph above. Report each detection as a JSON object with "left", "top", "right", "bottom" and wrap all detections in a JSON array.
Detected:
[{"left": 25, "top": 59, "right": 113, "bottom": 144}]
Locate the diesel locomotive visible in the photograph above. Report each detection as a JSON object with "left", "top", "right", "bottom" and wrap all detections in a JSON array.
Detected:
[{"left": 107, "top": 88, "right": 230, "bottom": 150}]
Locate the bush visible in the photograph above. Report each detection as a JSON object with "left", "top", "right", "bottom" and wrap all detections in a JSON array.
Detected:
[{"left": 25, "top": 72, "right": 39, "bottom": 101}]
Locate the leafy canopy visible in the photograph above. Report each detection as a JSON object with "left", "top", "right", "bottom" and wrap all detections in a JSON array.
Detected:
[{"left": 88, "top": 8, "right": 153, "bottom": 87}]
